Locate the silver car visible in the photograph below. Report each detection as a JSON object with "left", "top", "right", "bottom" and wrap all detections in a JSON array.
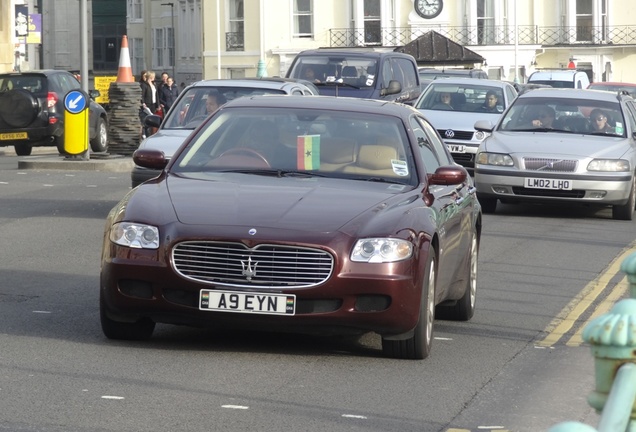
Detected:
[
  {"left": 413, "top": 77, "right": 518, "bottom": 170},
  {"left": 474, "top": 88, "right": 636, "bottom": 220},
  {"left": 131, "top": 78, "right": 318, "bottom": 187}
]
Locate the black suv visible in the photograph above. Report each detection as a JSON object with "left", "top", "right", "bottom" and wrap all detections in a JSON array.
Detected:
[{"left": 0, "top": 70, "right": 109, "bottom": 156}]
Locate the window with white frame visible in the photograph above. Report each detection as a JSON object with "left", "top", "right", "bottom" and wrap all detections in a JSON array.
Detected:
[
  {"left": 128, "top": 0, "right": 143, "bottom": 23},
  {"left": 477, "top": 0, "right": 495, "bottom": 45},
  {"left": 364, "top": 0, "right": 381, "bottom": 45},
  {"left": 131, "top": 37, "right": 144, "bottom": 77},
  {"left": 166, "top": 27, "right": 174, "bottom": 68},
  {"left": 153, "top": 28, "right": 165, "bottom": 69},
  {"left": 228, "top": 0, "right": 244, "bottom": 49},
  {"left": 293, "top": 0, "right": 313, "bottom": 38},
  {"left": 576, "top": 0, "right": 593, "bottom": 41}
]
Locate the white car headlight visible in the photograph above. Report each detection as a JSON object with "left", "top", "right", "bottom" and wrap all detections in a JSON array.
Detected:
[
  {"left": 477, "top": 152, "right": 514, "bottom": 166},
  {"left": 587, "top": 159, "right": 630, "bottom": 172},
  {"left": 110, "top": 222, "right": 160, "bottom": 249},
  {"left": 351, "top": 238, "right": 413, "bottom": 263},
  {"left": 474, "top": 131, "right": 488, "bottom": 141}
]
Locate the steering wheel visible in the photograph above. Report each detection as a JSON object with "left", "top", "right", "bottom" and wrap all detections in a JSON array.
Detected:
[
  {"left": 184, "top": 114, "right": 209, "bottom": 128},
  {"left": 216, "top": 148, "right": 270, "bottom": 167}
]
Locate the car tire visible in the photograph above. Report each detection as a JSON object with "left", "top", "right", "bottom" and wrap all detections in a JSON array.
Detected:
[
  {"left": 0, "top": 89, "right": 39, "bottom": 128},
  {"left": 90, "top": 117, "right": 108, "bottom": 153},
  {"left": 382, "top": 248, "right": 436, "bottom": 360},
  {"left": 436, "top": 230, "right": 478, "bottom": 321},
  {"left": 14, "top": 144, "right": 32, "bottom": 156},
  {"left": 100, "top": 294, "right": 155, "bottom": 340},
  {"left": 612, "top": 177, "right": 636, "bottom": 221},
  {"left": 479, "top": 196, "right": 497, "bottom": 214}
]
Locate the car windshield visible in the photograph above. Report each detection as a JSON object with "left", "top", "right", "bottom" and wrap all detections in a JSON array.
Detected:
[
  {"left": 498, "top": 97, "right": 626, "bottom": 137},
  {"left": 170, "top": 107, "right": 417, "bottom": 185},
  {"left": 415, "top": 83, "right": 506, "bottom": 113},
  {"left": 162, "top": 86, "right": 287, "bottom": 129},
  {"left": 287, "top": 56, "right": 378, "bottom": 88}
]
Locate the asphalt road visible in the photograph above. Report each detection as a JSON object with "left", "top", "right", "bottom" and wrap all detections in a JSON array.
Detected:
[{"left": 0, "top": 148, "right": 633, "bottom": 432}]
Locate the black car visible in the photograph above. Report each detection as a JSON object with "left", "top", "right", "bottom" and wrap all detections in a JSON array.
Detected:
[{"left": 0, "top": 70, "right": 109, "bottom": 156}]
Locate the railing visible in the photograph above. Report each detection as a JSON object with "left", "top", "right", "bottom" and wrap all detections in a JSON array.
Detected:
[
  {"left": 548, "top": 253, "right": 636, "bottom": 432},
  {"left": 225, "top": 32, "right": 244, "bottom": 51},
  {"left": 329, "top": 25, "right": 636, "bottom": 48}
]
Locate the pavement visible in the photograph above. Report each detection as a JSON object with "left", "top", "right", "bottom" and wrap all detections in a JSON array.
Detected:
[{"left": 1, "top": 147, "right": 134, "bottom": 172}]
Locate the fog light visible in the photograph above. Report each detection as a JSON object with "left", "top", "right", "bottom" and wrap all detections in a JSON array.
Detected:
[
  {"left": 493, "top": 186, "right": 511, "bottom": 194},
  {"left": 588, "top": 191, "right": 607, "bottom": 199}
]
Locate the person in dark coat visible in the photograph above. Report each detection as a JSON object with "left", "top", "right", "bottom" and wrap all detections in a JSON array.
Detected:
[{"left": 159, "top": 76, "right": 180, "bottom": 113}]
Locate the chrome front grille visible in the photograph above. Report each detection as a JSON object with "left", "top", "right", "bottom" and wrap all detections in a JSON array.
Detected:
[
  {"left": 524, "top": 158, "right": 578, "bottom": 172},
  {"left": 172, "top": 242, "right": 333, "bottom": 288},
  {"left": 437, "top": 129, "right": 474, "bottom": 140}
]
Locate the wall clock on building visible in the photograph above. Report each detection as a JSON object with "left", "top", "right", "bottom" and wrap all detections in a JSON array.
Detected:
[{"left": 414, "top": 0, "right": 443, "bottom": 19}]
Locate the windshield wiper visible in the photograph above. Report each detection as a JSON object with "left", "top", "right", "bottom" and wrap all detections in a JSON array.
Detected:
[{"left": 356, "top": 177, "right": 409, "bottom": 185}]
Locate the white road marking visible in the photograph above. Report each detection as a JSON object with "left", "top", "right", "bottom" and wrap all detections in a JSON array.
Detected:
[
  {"left": 101, "top": 396, "right": 125, "bottom": 400},
  {"left": 221, "top": 405, "right": 249, "bottom": 410},
  {"left": 32, "top": 311, "right": 51, "bottom": 314},
  {"left": 435, "top": 336, "right": 453, "bottom": 341},
  {"left": 342, "top": 414, "right": 367, "bottom": 419}
]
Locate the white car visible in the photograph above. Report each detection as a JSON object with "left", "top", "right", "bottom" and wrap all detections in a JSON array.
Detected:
[
  {"left": 413, "top": 78, "right": 518, "bottom": 171},
  {"left": 131, "top": 78, "right": 318, "bottom": 187},
  {"left": 474, "top": 88, "right": 636, "bottom": 220}
]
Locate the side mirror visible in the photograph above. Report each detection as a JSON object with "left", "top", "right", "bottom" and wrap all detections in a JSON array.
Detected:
[
  {"left": 380, "top": 80, "right": 402, "bottom": 97},
  {"left": 89, "top": 89, "right": 101, "bottom": 99},
  {"left": 144, "top": 114, "right": 162, "bottom": 128},
  {"left": 133, "top": 149, "right": 169, "bottom": 170},
  {"left": 474, "top": 120, "right": 495, "bottom": 132},
  {"left": 429, "top": 165, "right": 468, "bottom": 186}
]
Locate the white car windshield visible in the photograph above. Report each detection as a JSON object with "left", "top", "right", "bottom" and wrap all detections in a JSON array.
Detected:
[
  {"left": 415, "top": 83, "right": 506, "bottom": 113},
  {"left": 162, "top": 86, "right": 287, "bottom": 130}
]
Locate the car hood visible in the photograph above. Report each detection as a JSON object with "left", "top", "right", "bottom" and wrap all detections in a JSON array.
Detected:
[
  {"left": 483, "top": 131, "right": 631, "bottom": 159},
  {"left": 164, "top": 174, "right": 411, "bottom": 232},
  {"left": 138, "top": 128, "right": 193, "bottom": 159},
  {"left": 419, "top": 109, "right": 502, "bottom": 130}
]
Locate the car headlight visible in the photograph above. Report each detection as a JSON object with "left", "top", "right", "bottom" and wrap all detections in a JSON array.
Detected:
[
  {"left": 351, "top": 238, "right": 413, "bottom": 263},
  {"left": 474, "top": 131, "right": 488, "bottom": 141},
  {"left": 477, "top": 152, "right": 514, "bottom": 166},
  {"left": 587, "top": 159, "right": 630, "bottom": 172},
  {"left": 110, "top": 222, "right": 160, "bottom": 249}
]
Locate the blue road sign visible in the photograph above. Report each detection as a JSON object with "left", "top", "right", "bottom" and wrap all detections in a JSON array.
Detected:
[{"left": 64, "top": 90, "right": 87, "bottom": 114}]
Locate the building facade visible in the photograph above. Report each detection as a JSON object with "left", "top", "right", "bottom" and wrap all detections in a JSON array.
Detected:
[
  {"left": 200, "top": 0, "right": 636, "bottom": 84},
  {"left": 126, "top": 0, "right": 203, "bottom": 87}
]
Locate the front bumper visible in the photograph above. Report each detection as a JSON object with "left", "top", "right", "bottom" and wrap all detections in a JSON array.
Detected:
[
  {"left": 474, "top": 167, "right": 633, "bottom": 205},
  {"left": 100, "top": 245, "right": 423, "bottom": 337}
]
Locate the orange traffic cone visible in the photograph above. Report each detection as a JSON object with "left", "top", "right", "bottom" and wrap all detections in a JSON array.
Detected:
[{"left": 116, "top": 35, "right": 134, "bottom": 83}]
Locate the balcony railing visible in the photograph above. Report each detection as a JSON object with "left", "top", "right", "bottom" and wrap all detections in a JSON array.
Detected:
[
  {"left": 329, "top": 25, "right": 636, "bottom": 48},
  {"left": 226, "top": 32, "right": 244, "bottom": 51}
]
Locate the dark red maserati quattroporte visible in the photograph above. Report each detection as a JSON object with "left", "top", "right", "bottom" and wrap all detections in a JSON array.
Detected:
[{"left": 100, "top": 95, "right": 482, "bottom": 359}]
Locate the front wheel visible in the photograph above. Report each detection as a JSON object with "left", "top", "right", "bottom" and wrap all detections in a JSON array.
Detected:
[
  {"left": 382, "top": 248, "right": 436, "bottom": 360},
  {"left": 100, "top": 294, "right": 155, "bottom": 340},
  {"left": 612, "top": 178, "right": 635, "bottom": 221}
]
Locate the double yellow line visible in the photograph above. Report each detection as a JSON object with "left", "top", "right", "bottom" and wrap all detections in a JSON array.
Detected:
[{"left": 537, "top": 243, "right": 635, "bottom": 348}]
